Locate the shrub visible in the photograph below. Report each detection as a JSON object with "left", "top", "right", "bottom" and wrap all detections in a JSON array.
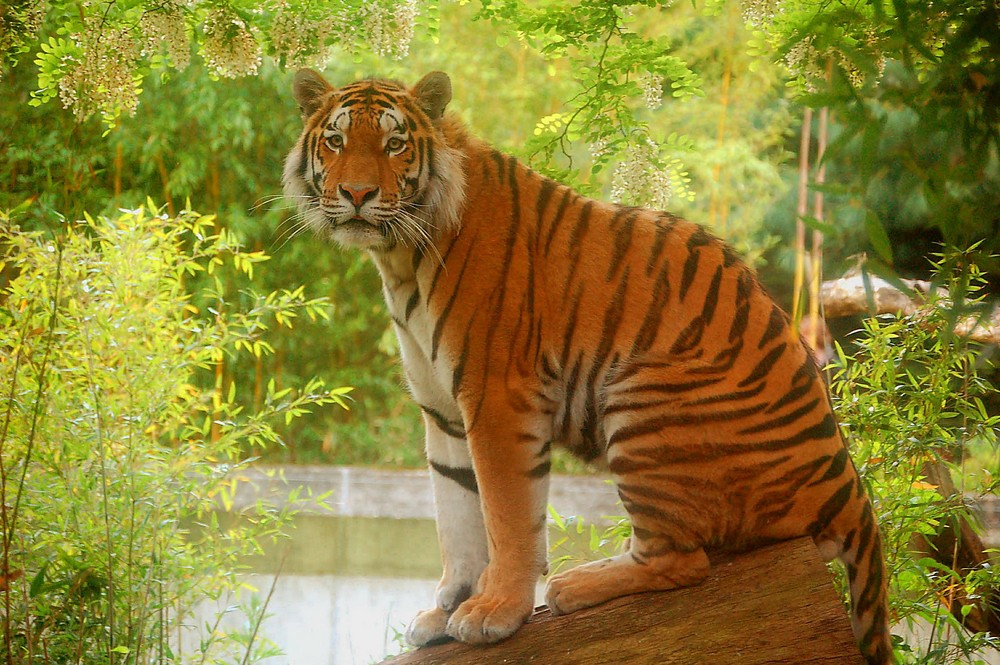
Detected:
[
  {"left": 830, "top": 251, "right": 1000, "bottom": 662},
  {"left": 0, "top": 206, "right": 348, "bottom": 664}
]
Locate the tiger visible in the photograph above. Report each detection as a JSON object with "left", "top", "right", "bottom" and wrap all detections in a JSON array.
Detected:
[{"left": 283, "top": 68, "right": 893, "bottom": 664}]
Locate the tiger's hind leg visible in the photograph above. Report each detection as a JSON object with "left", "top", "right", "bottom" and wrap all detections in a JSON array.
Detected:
[{"left": 545, "top": 533, "right": 709, "bottom": 615}]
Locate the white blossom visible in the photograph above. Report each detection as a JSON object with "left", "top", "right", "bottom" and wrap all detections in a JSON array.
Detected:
[
  {"left": 59, "top": 20, "right": 140, "bottom": 120},
  {"left": 637, "top": 71, "right": 664, "bottom": 110},
  {"left": 363, "top": 0, "right": 420, "bottom": 60},
  {"left": 610, "top": 138, "right": 674, "bottom": 210},
  {"left": 201, "top": 9, "right": 261, "bottom": 78},
  {"left": 271, "top": 4, "right": 332, "bottom": 68},
  {"left": 741, "top": 0, "right": 782, "bottom": 27},
  {"left": 589, "top": 138, "right": 610, "bottom": 160},
  {"left": 141, "top": 1, "right": 191, "bottom": 71}
]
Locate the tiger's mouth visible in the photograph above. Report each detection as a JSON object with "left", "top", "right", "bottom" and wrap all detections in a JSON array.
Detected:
[{"left": 325, "top": 214, "right": 389, "bottom": 249}]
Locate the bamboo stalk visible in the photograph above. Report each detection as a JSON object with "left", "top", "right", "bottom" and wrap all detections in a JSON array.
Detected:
[
  {"left": 708, "top": 10, "right": 735, "bottom": 232},
  {"left": 791, "top": 107, "right": 813, "bottom": 333},
  {"left": 154, "top": 153, "right": 175, "bottom": 216},
  {"left": 807, "top": 104, "right": 829, "bottom": 350}
]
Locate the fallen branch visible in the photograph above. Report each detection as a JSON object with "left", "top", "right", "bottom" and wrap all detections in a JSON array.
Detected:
[{"left": 819, "top": 273, "right": 1000, "bottom": 345}]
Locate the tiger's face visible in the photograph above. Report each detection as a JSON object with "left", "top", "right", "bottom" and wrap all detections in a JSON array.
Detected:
[{"left": 283, "top": 69, "right": 465, "bottom": 251}]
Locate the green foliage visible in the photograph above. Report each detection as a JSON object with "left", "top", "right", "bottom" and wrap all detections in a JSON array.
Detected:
[
  {"left": 830, "top": 250, "right": 1000, "bottom": 661},
  {"left": 477, "top": 0, "right": 702, "bottom": 200},
  {"left": 0, "top": 207, "right": 348, "bottom": 663},
  {"left": 754, "top": 0, "right": 1000, "bottom": 280}
]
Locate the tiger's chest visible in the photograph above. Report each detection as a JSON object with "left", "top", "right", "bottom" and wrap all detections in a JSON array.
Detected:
[{"left": 375, "top": 253, "right": 464, "bottom": 426}]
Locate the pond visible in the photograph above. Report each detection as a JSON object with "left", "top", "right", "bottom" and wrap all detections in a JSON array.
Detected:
[
  {"left": 184, "top": 467, "right": 618, "bottom": 664},
  {"left": 190, "top": 515, "right": 440, "bottom": 665}
]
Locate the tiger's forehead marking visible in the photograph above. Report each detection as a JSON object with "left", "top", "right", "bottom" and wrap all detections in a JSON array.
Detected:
[{"left": 324, "top": 81, "right": 411, "bottom": 136}]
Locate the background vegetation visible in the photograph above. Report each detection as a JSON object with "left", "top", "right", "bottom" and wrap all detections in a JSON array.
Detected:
[{"left": 1, "top": 0, "right": 998, "bottom": 662}]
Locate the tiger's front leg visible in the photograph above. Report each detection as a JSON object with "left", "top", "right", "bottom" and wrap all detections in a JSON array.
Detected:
[
  {"left": 445, "top": 403, "right": 551, "bottom": 645},
  {"left": 406, "top": 410, "right": 489, "bottom": 647}
]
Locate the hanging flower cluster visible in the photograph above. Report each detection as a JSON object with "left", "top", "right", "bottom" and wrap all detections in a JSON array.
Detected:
[
  {"left": 200, "top": 8, "right": 261, "bottom": 78},
  {"left": 364, "top": 0, "right": 420, "bottom": 60},
  {"left": 636, "top": 71, "right": 665, "bottom": 110},
  {"left": 740, "top": 0, "right": 782, "bottom": 28},
  {"left": 609, "top": 137, "right": 675, "bottom": 210},
  {"left": 58, "top": 19, "right": 141, "bottom": 120},
  {"left": 0, "top": 2, "right": 44, "bottom": 81},
  {"left": 271, "top": 4, "right": 333, "bottom": 69},
  {"left": 140, "top": 2, "right": 191, "bottom": 71}
]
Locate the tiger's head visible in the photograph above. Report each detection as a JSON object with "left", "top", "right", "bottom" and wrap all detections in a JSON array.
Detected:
[{"left": 283, "top": 70, "right": 466, "bottom": 251}]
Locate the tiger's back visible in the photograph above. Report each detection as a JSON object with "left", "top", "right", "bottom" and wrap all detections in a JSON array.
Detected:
[{"left": 284, "top": 69, "right": 893, "bottom": 664}]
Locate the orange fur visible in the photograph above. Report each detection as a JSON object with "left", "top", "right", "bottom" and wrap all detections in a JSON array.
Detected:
[{"left": 284, "top": 70, "right": 893, "bottom": 663}]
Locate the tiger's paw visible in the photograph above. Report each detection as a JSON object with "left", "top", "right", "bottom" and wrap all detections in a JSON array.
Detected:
[
  {"left": 405, "top": 607, "right": 452, "bottom": 647},
  {"left": 437, "top": 582, "right": 474, "bottom": 613},
  {"left": 544, "top": 563, "right": 609, "bottom": 616},
  {"left": 545, "top": 559, "right": 627, "bottom": 616},
  {"left": 445, "top": 593, "right": 533, "bottom": 644}
]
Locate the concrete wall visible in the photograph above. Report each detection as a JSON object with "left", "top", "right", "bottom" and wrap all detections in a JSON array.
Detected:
[{"left": 229, "top": 465, "right": 1000, "bottom": 547}]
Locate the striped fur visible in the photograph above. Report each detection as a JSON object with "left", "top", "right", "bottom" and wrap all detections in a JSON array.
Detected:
[{"left": 284, "top": 69, "right": 893, "bottom": 664}]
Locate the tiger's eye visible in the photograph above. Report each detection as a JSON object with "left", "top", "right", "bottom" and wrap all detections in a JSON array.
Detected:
[
  {"left": 386, "top": 136, "right": 406, "bottom": 153},
  {"left": 325, "top": 134, "right": 344, "bottom": 151}
]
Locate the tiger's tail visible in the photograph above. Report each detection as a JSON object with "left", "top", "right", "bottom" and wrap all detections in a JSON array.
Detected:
[{"left": 829, "top": 497, "right": 894, "bottom": 664}]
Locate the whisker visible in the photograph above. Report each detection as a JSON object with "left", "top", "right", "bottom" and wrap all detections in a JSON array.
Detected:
[{"left": 251, "top": 194, "right": 308, "bottom": 213}]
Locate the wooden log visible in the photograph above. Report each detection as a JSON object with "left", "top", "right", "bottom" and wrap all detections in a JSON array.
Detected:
[{"left": 379, "top": 537, "right": 862, "bottom": 664}]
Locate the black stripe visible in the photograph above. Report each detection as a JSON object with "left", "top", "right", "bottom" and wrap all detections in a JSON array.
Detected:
[
  {"left": 737, "top": 398, "right": 821, "bottom": 435},
  {"left": 421, "top": 404, "right": 465, "bottom": 439},
  {"left": 618, "top": 376, "right": 724, "bottom": 395},
  {"left": 759, "top": 305, "right": 787, "bottom": 349},
  {"left": 631, "top": 258, "right": 672, "bottom": 356},
  {"left": 700, "top": 265, "right": 723, "bottom": 326},
  {"left": 451, "top": 329, "right": 470, "bottom": 398},
  {"left": 569, "top": 201, "right": 593, "bottom": 251},
  {"left": 491, "top": 150, "right": 506, "bottom": 183},
  {"left": 429, "top": 460, "right": 478, "bottom": 494},
  {"left": 683, "top": 380, "right": 766, "bottom": 407},
  {"left": 527, "top": 460, "right": 551, "bottom": 478},
  {"left": 608, "top": 404, "right": 762, "bottom": 447},
  {"left": 646, "top": 218, "right": 673, "bottom": 276},
  {"left": 405, "top": 290, "right": 421, "bottom": 320},
  {"left": 431, "top": 243, "right": 476, "bottom": 361},
  {"left": 728, "top": 271, "right": 754, "bottom": 342},
  {"left": 543, "top": 189, "right": 574, "bottom": 257},
  {"left": 679, "top": 249, "right": 700, "bottom": 302},
  {"left": 606, "top": 210, "right": 637, "bottom": 281},
  {"left": 808, "top": 448, "right": 849, "bottom": 488},
  {"left": 808, "top": 477, "right": 855, "bottom": 538},
  {"left": 737, "top": 342, "right": 787, "bottom": 388},
  {"left": 690, "top": 338, "right": 744, "bottom": 375},
  {"left": 618, "top": 413, "right": 839, "bottom": 463},
  {"left": 670, "top": 315, "right": 706, "bottom": 355},
  {"left": 536, "top": 178, "right": 557, "bottom": 229}
]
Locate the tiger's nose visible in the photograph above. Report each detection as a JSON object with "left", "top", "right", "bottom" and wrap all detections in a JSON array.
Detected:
[{"left": 339, "top": 184, "right": 380, "bottom": 208}]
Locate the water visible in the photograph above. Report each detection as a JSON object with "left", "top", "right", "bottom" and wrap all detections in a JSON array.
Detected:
[
  {"left": 193, "top": 572, "right": 436, "bottom": 664},
  {"left": 184, "top": 515, "right": 441, "bottom": 665},
  {"left": 185, "top": 511, "right": 599, "bottom": 665}
]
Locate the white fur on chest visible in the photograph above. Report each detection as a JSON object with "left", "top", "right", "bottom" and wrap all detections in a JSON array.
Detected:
[{"left": 376, "top": 254, "right": 462, "bottom": 424}]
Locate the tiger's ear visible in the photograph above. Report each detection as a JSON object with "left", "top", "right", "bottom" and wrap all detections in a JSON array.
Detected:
[
  {"left": 292, "top": 69, "right": 333, "bottom": 119},
  {"left": 413, "top": 71, "right": 452, "bottom": 120}
]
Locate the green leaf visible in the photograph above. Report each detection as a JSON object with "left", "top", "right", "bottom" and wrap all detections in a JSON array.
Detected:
[
  {"left": 864, "top": 211, "right": 893, "bottom": 264},
  {"left": 29, "top": 562, "right": 48, "bottom": 598}
]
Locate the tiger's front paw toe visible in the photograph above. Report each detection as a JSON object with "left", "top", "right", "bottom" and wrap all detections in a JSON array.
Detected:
[
  {"left": 405, "top": 607, "right": 452, "bottom": 647},
  {"left": 544, "top": 565, "right": 608, "bottom": 616},
  {"left": 445, "top": 593, "right": 532, "bottom": 645}
]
